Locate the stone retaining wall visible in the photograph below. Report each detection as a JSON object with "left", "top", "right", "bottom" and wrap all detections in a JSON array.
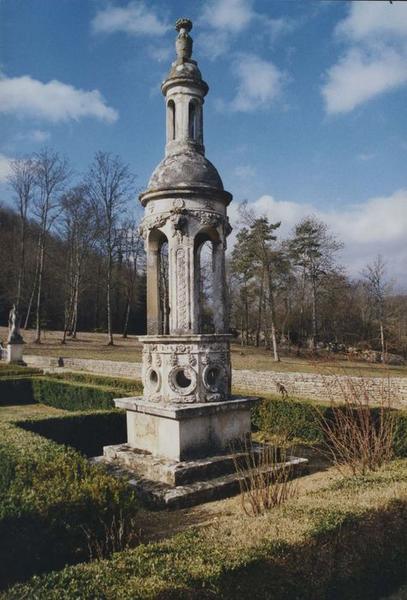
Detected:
[
  {"left": 24, "top": 355, "right": 407, "bottom": 407},
  {"left": 25, "top": 355, "right": 142, "bottom": 379}
]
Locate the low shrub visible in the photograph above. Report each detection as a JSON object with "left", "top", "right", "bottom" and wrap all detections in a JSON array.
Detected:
[
  {"left": 3, "top": 461, "right": 407, "bottom": 599},
  {"left": 0, "top": 376, "right": 130, "bottom": 410},
  {"left": 253, "top": 395, "right": 407, "bottom": 458},
  {"left": 47, "top": 371, "right": 142, "bottom": 395},
  {"left": 0, "top": 419, "right": 138, "bottom": 590},
  {"left": 0, "top": 366, "right": 41, "bottom": 379},
  {"left": 17, "top": 410, "right": 126, "bottom": 456}
]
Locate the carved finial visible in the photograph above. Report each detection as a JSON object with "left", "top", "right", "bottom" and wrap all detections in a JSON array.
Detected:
[
  {"left": 175, "top": 18, "right": 193, "bottom": 61},
  {"left": 175, "top": 18, "right": 192, "bottom": 33}
]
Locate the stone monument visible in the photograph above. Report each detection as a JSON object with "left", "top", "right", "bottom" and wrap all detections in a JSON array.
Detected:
[
  {"left": 102, "top": 19, "right": 304, "bottom": 506},
  {"left": 6, "top": 305, "right": 24, "bottom": 364}
]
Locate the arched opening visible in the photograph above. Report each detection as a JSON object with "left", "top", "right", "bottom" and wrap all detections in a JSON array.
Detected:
[
  {"left": 194, "top": 228, "right": 220, "bottom": 333},
  {"left": 167, "top": 100, "right": 175, "bottom": 141},
  {"left": 159, "top": 239, "right": 170, "bottom": 334},
  {"left": 188, "top": 100, "right": 197, "bottom": 140},
  {"left": 148, "top": 229, "right": 169, "bottom": 335}
]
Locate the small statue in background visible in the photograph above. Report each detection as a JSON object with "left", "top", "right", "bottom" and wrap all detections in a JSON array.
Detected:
[{"left": 7, "top": 304, "right": 23, "bottom": 344}]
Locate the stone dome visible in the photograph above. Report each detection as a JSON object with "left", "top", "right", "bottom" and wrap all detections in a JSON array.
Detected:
[{"left": 147, "top": 150, "right": 224, "bottom": 192}]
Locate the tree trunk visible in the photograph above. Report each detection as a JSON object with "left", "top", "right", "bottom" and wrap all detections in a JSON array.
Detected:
[
  {"left": 34, "top": 238, "right": 45, "bottom": 344},
  {"left": 380, "top": 320, "right": 386, "bottom": 361},
  {"left": 106, "top": 249, "right": 114, "bottom": 345},
  {"left": 311, "top": 279, "right": 318, "bottom": 352},
  {"left": 24, "top": 236, "right": 41, "bottom": 329},
  {"left": 267, "top": 269, "right": 280, "bottom": 362},
  {"left": 122, "top": 294, "right": 131, "bottom": 338},
  {"left": 71, "top": 281, "right": 79, "bottom": 338},
  {"left": 255, "top": 271, "right": 264, "bottom": 347},
  {"left": 16, "top": 217, "right": 26, "bottom": 311},
  {"left": 244, "top": 286, "right": 249, "bottom": 345}
]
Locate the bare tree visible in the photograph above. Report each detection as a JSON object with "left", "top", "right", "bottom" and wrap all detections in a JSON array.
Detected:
[
  {"left": 119, "top": 217, "right": 144, "bottom": 338},
  {"left": 85, "top": 152, "right": 136, "bottom": 345},
  {"left": 7, "top": 157, "right": 35, "bottom": 311},
  {"left": 289, "top": 217, "right": 343, "bottom": 351},
  {"left": 363, "top": 255, "right": 391, "bottom": 360},
  {"left": 60, "top": 185, "right": 97, "bottom": 343},
  {"left": 27, "top": 148, "right": 70, "bottom": 342}
]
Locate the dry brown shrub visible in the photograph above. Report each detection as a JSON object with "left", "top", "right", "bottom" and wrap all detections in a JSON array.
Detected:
[
  {"left": 82, "top": 510, "right": 139, "bottom": 560},
  {"left": 317, "top": 375, "right": 396, "bottom": 476},
  {"left": 232, "top": 437, "right": 299, "bottom": 516}
]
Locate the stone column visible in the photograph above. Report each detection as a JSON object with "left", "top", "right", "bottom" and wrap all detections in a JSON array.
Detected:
[
  {"left": 212, "top": 241, "right": 226, "bottom": 333},
  {"left": 147, "top": 246, "right": 161, "bottom": 334}
]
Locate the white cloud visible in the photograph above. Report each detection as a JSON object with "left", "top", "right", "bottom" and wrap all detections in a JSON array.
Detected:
[
  {"left": 200, "top": 0, "right": 254, "bottom": 33},
  {"left": 198, "top": 1, "right": 296, "bottom": 60},
  {"left": 357, "top": 152, "right": 376, "bottom": 162},
  {"left": 322, "top": 47, "right": 407, "bottom": 115},
  {"left": 147, "top": 45, "right": 172, "bottom": 63},
  {"left": 228, "top": 54, "right": 283, "bottom": 112},
  {"left": 0, "top": 154, "right": 12, "bottom": 183},
  {"left": 196, "top": 30, "right": 232, "bottom": 61},
  {"left": 228, "top": 190, "right": 407, "bottom": 285},
  {"left": 322, "top": 2, "right": 407, "bottom": 115},
  {"left": 266, "top": 17, "right": 297, "bottom": 42},
  {"left": 0, "top": 75, "right": 118, "bottom": 123},
  {"left": 336, "top": 1, "right": 407, "bottom": 42},
  {"left": 234, "top": 164, "right": 256, "bottom": 178},
  {"left": 92, "top": 2, "right": 169, "bottom": 36},
  {"left": 15, "top": 129, "right": 50, "bottom": 143}
]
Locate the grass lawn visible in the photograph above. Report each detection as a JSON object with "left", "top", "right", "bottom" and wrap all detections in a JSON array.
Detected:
[{"left": 1, "top": 326, "right": 406, "bottom": 378}]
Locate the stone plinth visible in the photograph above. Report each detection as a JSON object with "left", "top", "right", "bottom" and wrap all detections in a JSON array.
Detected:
[
  {"left": 114, "top": 395, "right": 257, "bottom": 462},
  {"left": 6, "top": 343, "right": 24, "bottom": 364},
  {"left": 140, "top": 334, "right": 232, "bottom": 404},
  {"left": 97, "top": 447, "right": 308, "bottom": 509}
]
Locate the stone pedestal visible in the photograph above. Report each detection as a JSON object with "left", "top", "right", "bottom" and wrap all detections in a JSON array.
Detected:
[
  {"left": 6, "top": 343, "right": 24, "bottom": 364},
  {"left": 114, "top": 395, "right": 257, "bottom": 462}
]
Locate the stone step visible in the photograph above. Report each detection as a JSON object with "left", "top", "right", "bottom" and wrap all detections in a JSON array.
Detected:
[
  {"left": 103, "top": 443, "right": 285, "bottom": 486},
  {"left": 94, "top": 453, "right": 308, "bottom": 509}
]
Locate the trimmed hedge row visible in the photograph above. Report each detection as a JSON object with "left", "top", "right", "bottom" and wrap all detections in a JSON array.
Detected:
[
  {"left": 0, "top": 416, "right": 138, "bottom": 590},
  {"left": 3, "top": 460, "right": 407, "bottom": 599},
  {"left": 0, "top": 366, "right": 41, "bottom": 379},
  {"left": 17, "top": 410, "right": 126, "bottom": 457},
  {"left": 0, "top": 376, "right": 129, "bottom": 410},
  {"left": 253, "top": 395, "right": 407, "bottom": 457},
  {"left": 47, "top": 371, "right": 142, "bottom": 394}
]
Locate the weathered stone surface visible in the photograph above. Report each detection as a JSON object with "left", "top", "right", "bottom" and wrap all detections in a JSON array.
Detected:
[
  {"left": 96, "top": 451, "right": 308, "bottom": 509},
  {"left": 139, "top": 334, "right": 232, "bottom": 404},
  {"left": 114, "top": 396, "right": 258, "bottom": 462},
  {"left": 147, "top": 150, "right": 224, "bottom": 193},
  {"left": 103, "top": 442, "right": 269, "bottom": 486},
  {"left": 6, "top": 343, "right": 24, "bottom": 364}
]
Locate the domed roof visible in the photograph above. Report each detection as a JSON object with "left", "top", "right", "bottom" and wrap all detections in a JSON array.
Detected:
[{"left": 146, "top": 150, "right": 224, "bottom": 192}]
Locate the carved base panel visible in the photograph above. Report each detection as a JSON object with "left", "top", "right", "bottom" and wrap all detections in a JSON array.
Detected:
[{"left": 139, "top": 334, "right": 232, "bottom": 404}]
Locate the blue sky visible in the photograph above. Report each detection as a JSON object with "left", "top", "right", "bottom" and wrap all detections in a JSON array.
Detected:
[{"left": 0, "top": 0, "right": 406, "bottom": 285}]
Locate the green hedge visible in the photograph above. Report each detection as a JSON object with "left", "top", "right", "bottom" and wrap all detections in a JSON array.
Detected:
[
  {"left": 0, "top": 377, "right": 35, "bottom": 406},
  {"left": 0, "top": 366, "right": 41, "bottom": 379},
  {"left": 47, "top": 371, "right": 142, "bottom": 395},
  {"left": 0, "top": 418, "right": 138, "bottom": 590},
  {"left": 0, "top": 376, "right": 130, "bottom": 410},
  {"left": 3, "top": 461, "right": 407, "bottom": 599},
  {"left": 17, "top": 410, "right": 126, "bottom": 457},
  {"left": 253, "top": 395, "right": 407, "bottom": 457}
]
